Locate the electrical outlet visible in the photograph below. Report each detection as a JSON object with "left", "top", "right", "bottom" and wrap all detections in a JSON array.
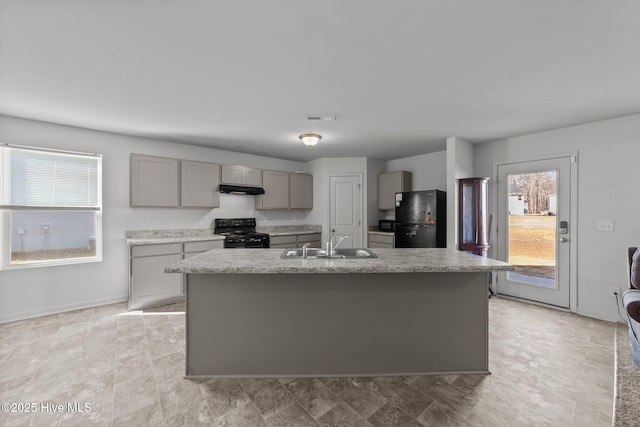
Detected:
[
  {"left": 608, "top": 287, "right": 620, "bottom": 297},
  {"left": 597, "top": 220, "right": 615, "bottom": 232}
]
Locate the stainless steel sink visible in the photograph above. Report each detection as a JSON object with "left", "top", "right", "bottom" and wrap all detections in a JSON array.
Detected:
[
  {"left": 331, "top": 248, "right": 378, "bottom": 258},
  {"left": 280, "top": 248, "right": 327, "bottom": 258},
  {"left": 280, "top": 248, "right": 377, "bottom": 259}
]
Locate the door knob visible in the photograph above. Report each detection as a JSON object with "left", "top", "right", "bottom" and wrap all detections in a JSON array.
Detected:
[{"left": 559, "top": 237, "right": 569, "bottom": 243}]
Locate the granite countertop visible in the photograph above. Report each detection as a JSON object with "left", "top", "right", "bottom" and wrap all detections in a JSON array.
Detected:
[
  {"left": 256, "top": 225, "right": 321, "bottom": 237},
  {"left": 126, "top": 229, "right": 225, "bottom": 246},
  {"left": 165, "top": 248, "right": 513, "bottom": 274}
]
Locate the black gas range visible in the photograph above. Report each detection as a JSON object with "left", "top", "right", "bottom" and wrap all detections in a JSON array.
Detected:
[{"left": 213, "top": 218, "right": 270, "bottom": 248}]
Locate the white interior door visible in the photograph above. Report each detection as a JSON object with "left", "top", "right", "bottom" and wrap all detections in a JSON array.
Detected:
[
  {"left": 329, "top": 175, "right": 363, "bottom": 248},
  {"left": 496, "top": 157, "right": 572, "bottom": 308}
]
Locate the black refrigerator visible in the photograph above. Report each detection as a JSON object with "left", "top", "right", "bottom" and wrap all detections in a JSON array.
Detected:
[{"left": 395, "top": 190, "right": 446, "bottom": 248}]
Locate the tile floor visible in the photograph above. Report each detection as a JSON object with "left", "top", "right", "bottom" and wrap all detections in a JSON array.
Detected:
[{"left": 0, "top": 297, "right": 615, "bottom": 426}]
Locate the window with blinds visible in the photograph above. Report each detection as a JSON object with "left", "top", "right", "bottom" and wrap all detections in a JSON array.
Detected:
[{"left": 0, "top": 145, "right": 102, "bottom": 268}]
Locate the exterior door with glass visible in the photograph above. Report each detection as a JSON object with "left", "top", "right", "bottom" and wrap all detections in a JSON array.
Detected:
[{"left": 496, "top": 157, "right": 572, "bottom": 308}]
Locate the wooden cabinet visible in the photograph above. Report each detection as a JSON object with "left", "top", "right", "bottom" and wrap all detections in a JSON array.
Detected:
[
  {"left": 181, "top": 161, "right": 220, "bottom": 208},
  {"left": 378, "top": 171, "right": 412, "bottom": 210},
  {"left": 131, "top": 154, "right": 220, "bottom": 208},
  {"left": 256, "top": 170, "right": 290, "bottom": 209},
  {"left": 221, "top": 165, "right": 262, "bottom": 187},
  {"left": 129, "top": 240, "right": 224, "bottom": 310},
  {"left": 131, "top": 154, "right": 179, "bottom": 207},
  {"left": 290, "top": 173, "right": 313, "bottom": 209},
  {"left": 368, "top": 232, "right": 395, "bottom": 248},
  {"left": 459, "top": 177, "right": 490, "bottom": 256}
]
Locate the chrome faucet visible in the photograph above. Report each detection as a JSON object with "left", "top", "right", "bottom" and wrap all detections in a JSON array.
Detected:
[
  {"left": 326, "top": 232, "right": 349, "bottom": 256},
  {"left": 301, "top": 242, "right": 311, "bottom": 259}
]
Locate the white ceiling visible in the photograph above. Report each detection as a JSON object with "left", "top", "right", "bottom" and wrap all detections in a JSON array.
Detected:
[{"left": 1, "top": 1, "right": 639, "bottom": 162}]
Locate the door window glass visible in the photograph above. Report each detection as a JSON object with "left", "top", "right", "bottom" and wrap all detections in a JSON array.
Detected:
[{"left": 506, "top": 170, "right": 557, "bottom": 287}]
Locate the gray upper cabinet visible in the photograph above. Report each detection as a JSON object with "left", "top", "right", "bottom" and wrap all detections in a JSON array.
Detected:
[
  {"left": 290, "top": 173, "right": 313, "bottom": 209},
  {"left": 131, "top": 154, "right": 221, "bottom": 208},
  {"left": 256, "top": 170, "right": 290, "bottom": 209},
  {"left": 378, "top": 171, "right": 412, "bottom": 210},
  {"left": 181, "top": 160, "right": 220, "bottom": 208},
  {"left": 221, "top": 165, "right": 262, "bottom": 187},
  {"left": 131, "top": 154, "right": 179, "bottom": 207}
]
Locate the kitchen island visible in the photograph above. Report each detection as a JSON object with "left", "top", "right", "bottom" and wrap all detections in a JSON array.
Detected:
[{"left": 166, "top": 248, "right": 513, "bottom": 378}]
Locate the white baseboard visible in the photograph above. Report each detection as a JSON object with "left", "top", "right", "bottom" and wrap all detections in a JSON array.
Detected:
[
  {"left": 0, "top": 295, "right": 128, "bottom": 324},
  {"left": 576, "top": 307, "right": 623, "bottom": 324}
]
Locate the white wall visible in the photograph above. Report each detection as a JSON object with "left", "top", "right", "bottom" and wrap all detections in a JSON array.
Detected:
[
  {"left": 366, "top": 158, "right": 387, "bottom": 228},
  {"left": 0, "top": 115, "right": 310, "bottom": 322},
  {"left": 385, "top": 151, "right": 447, "bottom": 220},
  {"left": 474, "top": 113, "right": 640, "bottom": 322},
  {"left": 386, "top": 151, "right": 447, "bottom": 192},
  {"left": 446, "top": 137, "right": 474, "bottom": 249}
]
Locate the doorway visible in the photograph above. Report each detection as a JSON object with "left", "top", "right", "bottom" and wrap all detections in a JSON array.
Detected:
[
  {"left": 496, "top": 156, "right": 575, "bottom": 309},
  {"left": 329, "top": 175, "right": 363, "bottom": 248}
]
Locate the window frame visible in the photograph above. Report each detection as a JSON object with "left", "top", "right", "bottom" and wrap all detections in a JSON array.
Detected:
[{"left": 0, "top": 144, "right": 103, "bottom": 269}]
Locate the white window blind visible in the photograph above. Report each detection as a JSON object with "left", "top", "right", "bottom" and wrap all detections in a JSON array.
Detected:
[
  {"left": 0, "top": 144, "right": 102, "bottom": 268},
  {"left": 3, "top": 147, "right": 99, "bottom": 208}
]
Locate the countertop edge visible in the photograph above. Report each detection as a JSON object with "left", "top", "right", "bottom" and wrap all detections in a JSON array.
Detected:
[
  {"left": 264, "top": 230, "right": 321, "bottom": 237},
  {"left": 165, "top": 265, "right": 514, "bottom": 274},
  {"left": 128, "top": 235, "right": 225, "bottom": 246},
  {"left": 164, "top": 248, "right": 514, "bottom": 275}
]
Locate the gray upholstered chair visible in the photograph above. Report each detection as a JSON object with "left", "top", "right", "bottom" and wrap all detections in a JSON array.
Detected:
[{"left": 622, "top": 247, "right": 640, "bottom": 368}]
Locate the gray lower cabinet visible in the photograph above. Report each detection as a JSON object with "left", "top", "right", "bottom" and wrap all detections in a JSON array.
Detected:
[
  {"left": 368, "top": 232, "right": 395, "bottom": 248},
  {"left": 130, "top": 243, "right": 183, "bottom": 310},
  {"left": 270, "top": 235, "right": 297, "bottom": 249},
  {"left": 129, "top": 240, "right": 224, "bottom": 310},
  {"left": 296, "top": 233, "right": 321, "bottom": 248},
  {"left": 270, "top": 233, "right": 322, "bottom": 249}
]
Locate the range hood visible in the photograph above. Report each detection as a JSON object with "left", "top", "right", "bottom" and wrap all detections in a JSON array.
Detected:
[{"left": 219, "top": 184, "right": 265, "bottom": 195}]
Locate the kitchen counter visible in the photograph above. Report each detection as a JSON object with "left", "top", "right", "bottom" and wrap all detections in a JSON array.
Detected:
[
  {"left": 126, "top": 229, "right": 225, "bottom": 246},
  {"left": 368, "top": 230, "right": 395, "bottom": 236},
  {"left": 255, "top": 224, "right": 321, "bottom": 237},
  {"left": 166, "top": 248, "right": 512, "bottom": 274},
  {"left": 170, "top": 248, "right": 512, "bottom": 378}
]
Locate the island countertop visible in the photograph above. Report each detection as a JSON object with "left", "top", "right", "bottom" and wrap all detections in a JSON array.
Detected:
[{"left": 165, "top": 248, "right": 513, "bottom": 274}]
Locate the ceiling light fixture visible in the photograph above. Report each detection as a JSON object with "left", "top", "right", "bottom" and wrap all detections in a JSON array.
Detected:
[{"left": 299, "top": 133, "right": 321, "bottom": 146}]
